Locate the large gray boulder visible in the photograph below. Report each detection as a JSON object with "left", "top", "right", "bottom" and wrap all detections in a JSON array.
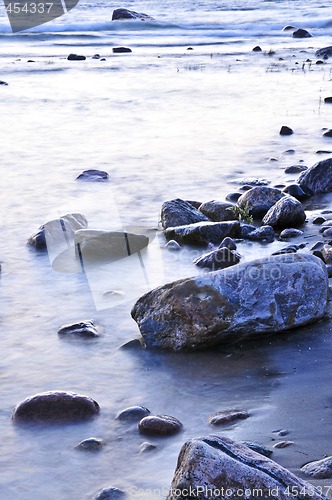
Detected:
[
  {"left": 165, "top": 221, "right": 240, "bottom": 246},
  {"left": 161, "top": 198, "right": 209, "bottom": 230},
  {"left": 298, "top": 158, "right": 332, "bottom": 194},
  {"left": 131, "top": 253, "right": 328, "bottom": 350},
  {"left": 237, "top": 187, "right": 285, "bottom": 218},
  {"left": 262, "top": 196, "right": 306, "bottom": 228},
  {"left": 167, "top": 436, "right": 327, "bottom": 500},
  {"left": 198, "top": 200, "right": 237, "bottom": 222}
]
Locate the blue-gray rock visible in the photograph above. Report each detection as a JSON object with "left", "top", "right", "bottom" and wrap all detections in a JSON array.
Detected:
[
  {"left": 298, "top": 158, "right": 332, "bottom": 194},
  {"left": 280, "top": 125, "right": 294, "bottom": 136},
  {"left": 194, "top": 247, "right": 241, "bottom": 270},
  {"left": 262, "top": 196, "right": 306, "bottom": 228},
  {"left": 272, "top": 244, "right": 305, "bottom": 255},
  {"left": 315, "top": 46, "right": 332, "bottom": 59},
  {"left": 241, "top": 441, "right": 273, "bottom": 458},
  {"left": 209, "top": 409, "right": 249, "bottom": 426},
  {"left": 225, "top": 192, "right": 241, "bottom": 203},
  {"left": 12, "top": 391, "right": 100, "bottom": 423},
  {"left": 167, "top": 436, "right": 327, "bottom": 500},
  {"left": 161, "top": 198, "right": 209, "bottom": 230},
  {"left": 238, "top": 223, "right": 256, "bottom": 238},
  {"left": 58, "top": 320, "right": 99, "bottom": 338},
  {"left": 279, "top": 228, "right": 303, "bottom": 239},
  {"left": 292, "top": 28, "right": 312, "bottom": 38},
  {"left": 165, "top": 221, "right": 240, "bottom": 246},
  {"left": 27, "top": 213, "right": 88, "bottom": 250},
  {"left": 112, "top": 8, "right": 155, "bottom": 21},
  {"left": 165, "top": 240, "right": 181, "bottom": 251},
  {"left": 246, "top": 225, "right": 275, "bottom": 243},
  {"left": 131, "top": 253, "right": 328, "bottom": 350},
  {"left": 76, "top": 169, "right": 109, "bottom": 181},
  {"left": 116, "top": 406, "right": 150, "bottom": 422},
  {"left": 112, "top": 47, "right": 132, "bottom": 53},
  {"left": 284, "top": 164, "right": 307, "bottom": 174},
  {"left": 301, "top": 456, "right": 332, "bottom": 479},
  {"left": 198, "top": 200, "right": 237, "bottom": 222},
  {"left": 138, "top": 415, "right": 182, "bottom": 436},
  {"left": 94, "top": 486, "right": 126, "bottom": 499},
  {"left": 283, "top": 184, "right": 310, "bottom": 201},
  {"left": 67, "top": 53, "right": 86, "bottom": 61},
  {"left": 238, "top": 187, "right": 285, "bottom": 218},
  {"left": 75, "top": 437, "right": 104, "bottom": 450},
  {"left": 219, "top": 237, "right": 237, "bottom": 250}
]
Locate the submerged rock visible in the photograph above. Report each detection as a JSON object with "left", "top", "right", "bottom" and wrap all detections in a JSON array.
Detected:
[
  {"left": 75, "top": 437, "right": 104, "bottom": 451},
  {"left": 237, "top": 187, "right": 285, "bottom": 218},
  {"left": 280, "top": 125, "right": 294, "bottom": 136},
  {"left": 301, "top": 456, "right": 332, "bottom": 479},
  {"left": 292, "top": 28, "right": 312, "bottom": 38},
  {"left": 116, "top": 406, "right": 150, "bottom": 422},
  {"left": 165, "top": 221, "right": 240, "bottom": 246},
  {"left": 283, "top": 183, "right": 310, "bottom": 201},
  {"left": 76, "top": 169, "right": 109, "bottom": 181},
  {"left": 198, "top": 200, "right": 237, "bottom": 222},
  {"left": 219, "top": 237, "right": 237, "bottom": 250},
  {"left": 12, "top": 391, "right": 100, "bottom": 423},
  {"left": 161, "top": 198, "right": 209, "bottom": 230},
  {"left": 167, "top": 436, "right": 327, "bottom": 500},
  {"left": 94, "top": 486, "right": 126, "bottom": 499},
  {"left": 27, "top": 213, "right": 88, "bottom": 250},
  {"left": 279, "top": 228, "right": 304, "bottom": 239},
  {"left": 285, "top": 164, "right": 307, "bottom": 174},
  {"left": 112, "top": 8, "right": 155, "bottom": 21},
  {"left": 315, "top": 46, "right": 332, "bottom": 59},
  {"left": 209, "top": 409, "right": 249, "bottom": 426},
  {"left": 67, "top": 53, "right": 86, "bottom": 61},
  {"left": 112, "top": 47, "right": 132, "bottom": 53},
  {"left": 262, "top": 196, "right": 306, "bottom": 228},
  {"left": 298, "top": 158, "right": 332, "bottom": 194},
  {"left": 245, "top": 225, "right": 275, "bottom": 242},
  {"left": 131, "top": 253, "right": 328, "bottom": 351},
  {"left": 194, "top": 247, "right": 241, "bottom": 270},
  {"left": 58, "top": 320, "right": 99, "bottom": 338},
  {"left": 138, "top": 415, "right": 182, "bottom": 436}
]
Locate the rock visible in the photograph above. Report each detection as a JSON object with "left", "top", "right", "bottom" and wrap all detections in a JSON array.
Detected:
[
  {"left": 27, "top": 213, "right": 88, "bottom": 250},
  {"left": 67, "top": 53, "right": 86, "bottom": 61},
  {"left": 94, "top": 486, "right": 126, "bottom": 499},
  {"left": 311, "top": 241, "right": 324, "bottom": 251},
  {"left": 112, "top": 8, "right": 155, "bottom": 22},
  {"left": 112, "top": 47, "right": 132, "bottom": 53},
  {"left": 252, "top": 46, "right": 262, "bottom": 52},
  {"left": 161, "top": 198, "right": 209, "bottom": 230},
  {"left": 316, "top": 150, "right": 332, "bottom": 154},
  {"left": 225, "top": 192, "right": 241, "bottom": 203},
  {"left": 76, "top": 169, "right": 109, "bottom": 181},
  {"left": 324, "top": 97, "right": 332, "bottom": 103},
  {"left": 238, "top": 178, "right": 270, "bottom": 187},
  {"left": 316, "top": 60, "right": 325, "bottom": 65},
  {"left": 323, "top": 129, "right": 332, "bottom": 138},
  {"left": 313, "top": 216, "right": 326, "bottom": 225},
  {"left": 246, "top": 225, "right": 275, "bottom": 243},
  {"left": 131, "top": 253, "right": 328, "bottom": 351},
  {"left": 283, "top": 184, "right": 310, "bottom": 201},
  {"left": 298, "top": 158, "right": 332, "bottom": 194},
  {"left": 186, "top": 200, "right": 203, "bottom": 209},
  {"left": 262, "top": 196, "right": 306, "bottom": 228},
  {"left": 282, "top": 25, "right": 296, "bottom": 31},
  {"left": 116, "top": 406, "right": 150, "bottom": 422},
  {"left": 58, "top": 320, "right": 99, "bottom": 338},
  {"left": 119, "top": 339, "right": 142, "bottom": 350},
  {"left": 0, "top": 80, "right": 8, "bottom": 86},
  {"left": 241, "top": 441, "right": 273, "bottom": 458},
  {"left": 321, "top": 245, "right": 332, "bottom": 264},
  {"left": 194, "top": 247, "right": 241, "bottom": 270},
  {"left": 12, "top": 391, "right": 100, "bottom": 423},
  {"left": 302, "top": 457, "right": 332, "bottom": 479},
  {"left": 238, "top": 223, "right": 256, "bottom": 238},
  {"left": 209, "top": 409, "right": 249, "bottom": 426},
  {"left": 219, "top": 237, "right": 237, "bottom": 251},
  {"left": 75, "top": 437, "right": 104, "bottom": 450},
  {"left": 279, "top": 228, "right": 303, "bottom": 238},
  {"left": 284, "top": 164, "right": 307, "bottom": 174},
  {"left": 138, "top": 415, "right": 182, "bottom": 436},
  {"left": 272, "top": 244, "right": 304, "bottom": 255},
  {"left": 273, "top": 441, "right": 294, "bottom": 449},
  {"left": 322, "top": 228, "right": 332, "bottom": 238},
  {"left": 292, "top": 28, "right": 312, "bottom": 38},
  {"left": 280, "top": 125, "right": 294, "bottom": 136},
  {"left": 238, "top": 187, "right": 285, "bottom": 218},
  {"left": 165, "top": 240, "right": 181, "bottom": 251},
  {"left": 165, "top": 221, "right": 240, "bottom": 246},
  {"left": 166, "top": 436, "right": 327, "bottom": 500},
  {"left": 92, "top": 54, "right": 100, "bottom": 59},
  {"left": 140, "top": 442, "right": 157, "bottom": 453},
  {"left": 315, "top": 46, "right": 332, "bottom": 59},
  {"left": 198, "top": 200, "right": 237, "bottom": 222},
  {"left": 274, "top": 429, "right": 289, "bottom": 436}
]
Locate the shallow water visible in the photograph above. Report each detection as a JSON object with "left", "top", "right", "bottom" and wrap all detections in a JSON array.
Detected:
[{"left": 1, "top": 0, "right": 332, "bottom": 498}]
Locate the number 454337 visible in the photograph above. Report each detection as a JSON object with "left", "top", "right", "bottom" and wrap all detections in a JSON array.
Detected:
[{"left": 5, "top": 3, "right": 54, "bottom": 14}]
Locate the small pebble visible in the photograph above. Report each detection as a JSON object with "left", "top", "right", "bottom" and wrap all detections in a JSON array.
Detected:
[
  {"left": 139, "top": 442, "right": 157, "bottom": 453},
  {"left": 273, "top": 441, "right": 294, "bottom": 449},
  {"left": 116, "top": 406, "right": 150, "bottom": 422},
  {"left": 75, "top": 437, "right": 104, "bottom": 451},
  {"left": 279, "top": 228, "right": 303, "bottom": 239}
]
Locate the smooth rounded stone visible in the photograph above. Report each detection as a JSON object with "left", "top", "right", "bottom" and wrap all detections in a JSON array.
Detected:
[
  {"left": 194, "top": 247, "right": 241, "bottom": 270},
  {"left": 323, "top": 228, "right": 332, "bottom": 238},
  {"left": 323, "top": 129, "right": 332, "bottom": 138},
  {"left": 138, "top": 415, "right": 182, "bottom": 436},
  {"left": 131, "top": 253, "right": 328, "bottom": 351},
  {"left": 75, "top": 437, "right": 104, "bottom": 451},
  {"left": 140, "top": 441, "right": 157, "bottom": 453},
  {"left": 324, "top": 97, "right": 332, "bottom": 103},
  {"left": 92, "top": 54, "right": 100, "bottom": 59},
  {"left": 112, "top": 7, "right": 155, "bottom": 21},
  {"left": 0, "top": 80, "right": 8, "bottom": 85},
  {"left": 252, "top": 45, "right": 262, "bottom": 52},
  {"left": 67, "top": 53, "right": 86, "bottom": 61},
  {"left": 238, "top": 187, "right": 285, "bottom": 218},
  {"left": 112, "top": 47, "right": 132, "bottom": 53},
  {"left": 283, "top": 183, "right": 310, "bottom": 201},
  {"left": 58, "top": 320, "right": 99, "bottom": 338},
  {"left": 273, "top": 441, "right": 294, "bottom": 449},
  {"left": 225, "top": 192, "right": 241, "bottom": 203},
  {"left": 119, "top": 338, "right": 143, "bottom": 350},
  {"left": 284, "top": 164, "right": 307, "bottom": 174},
  {"left": 313, "top": 216, "right": 327, "bottom": 225},
  {"left": 282, "top": 25, "right": 296, "bottom": 31},
  {"left": 292, "top": 28, "right": 312, "bottom": 38},
  {"left": 161, "top": 198, "right": 209, "bottom": 230},
  {"left": 321, "top": 245, "right": 332, "bottom": 264},
  {"left": 241, "top": 441, "right": 273, "bottom": 458},
  {"left": 166, "top": 436, "right": 327, "bottom": 500},
  {"left": 275, "top": 429, "right": 289, "bottom": 437},
  {"left": 316, "top": 150, "right": 332, "bottom": 154},
  {"left": 310, "top": 241, "right": 324, "bottom": 251},
  {"left": 94, "top": 486, "right": 126, "bottom": 499},
  {"left": 238, "top": 223, "right": 256, "bottom": 238},
  {"left": 298, "top": 158, "right": 332, "bottom": 194},
  {"left": 279, "top": 228, "right": 303, "bottom": 239},
  {"left": 301, "top": 457, "right": 332, "bottom": 479},
  {"left": 12, "top": 391, "right": 100, "bottom": 423},
  {"left": 219, "top": 236, "right": 237, "bottom": 250},
  {"left": 209, "top": 409, "right": 249, "bottom": 426},
  {"left": 165, "top": 221, "right": 240, "bottom": 246},
  {"left": 198, "top": 200, "right": 237, "bottom": 222},
  {"left": 240, "top": 184, "right": 254, "bottom": 191},
  {"left": 76, "top": 169, "right": 109, "bottom": 181},
  {"left": 315, "top": 46, "right": 332, "bottom": 59},
  {"left": 262, "top": 196, "right": 306, "bottom": 229},
  {"left": 165, "top": 240, "right": 181, "bottom": 251},
  {"left": 116, "top": 406, "right": 150, "bottom": 422},
  {"left": 280, "top": 125, "right": 294, "bottom": 136},
  {"left": 27, "top": 213, "right": 88, "bottom": 250},
  {"left": 246, "top": 225, "right": 275, "bottom": 243},
  {"left": 272, "top": 244, "right": 304, "bottom": 256}
]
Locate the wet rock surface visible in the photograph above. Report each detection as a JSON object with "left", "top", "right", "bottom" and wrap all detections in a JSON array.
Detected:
[
  {"left": 262, "top": 196, "right": 306, "bottom": 228},
  {"left": 138, "top": 415, "right": 182, "bottom": 436},
  {"left": 112, "top": 8, "right": 155, "bottom": 21},
  {"left": 58, "top": 320, "right": 99, "bottom": 338},
  {"left": 209, "top": 409, "right": 249, "bottom": 426},
  {"left": 116, "top": 406, "right": 150, "bottom": 422},
  {"left": 75, "top": 437, "right": 104, "bottom": 451},
  {"left": 237, "top": 187, "right": 285, "bottom": 218},
  {"left": 76, "top": 169, "right": 109, "bottom": 181},
  {"left": 194, "top": 246, "right": 241, "bottom": 270},
  {"left": 94, "top": 486, "right": 126, "bottom": 499},
  {"left": 161, "top": 198, "right": 209, "bottom": 229},
  {"left": 298, "top": 158, "right": 332, "bottom": 194},
  {"left": 198, "top": 200, "right": 237, "bottom": 221},
  {"left": 164, "top": 221, "right": 240, "bottom": 246},
  {"left": 301, "top": 456, "right": 332, "bottom": 479}
]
